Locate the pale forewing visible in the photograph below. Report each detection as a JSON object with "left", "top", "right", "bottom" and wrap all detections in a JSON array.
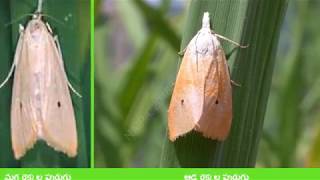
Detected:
[
  {"left": 11, "top": 31, "right": 38, "bottom": 159},
  {"left": 41, "top": 31, "right": 78, "bottom": 157}
]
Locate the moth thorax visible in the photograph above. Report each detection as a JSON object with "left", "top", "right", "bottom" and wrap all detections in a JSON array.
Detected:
[
  {"left": 191, "top": 32, "right": 220, "bottom": 58},
  {"left": 30, "top": 22, "right": 41, "bottom": 32},
  {"left": 28, "top": 20, "right": 46, "bottom": 45},
  {"left": 29, "top": 20, "right": 45, "bottom": 35}
]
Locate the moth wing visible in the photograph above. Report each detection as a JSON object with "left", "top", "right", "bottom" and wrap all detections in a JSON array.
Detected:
[
  {"left": 11, "top": 32, "right": 38, "bottom": 159},
  {"left": 168, "top": 46, "right": 219, "bottom": 141},
  {"left": 197, "top": 49, "right": 232, "bottom": 140},
  {"left": 41, "top": 34, "right": 78, "bottom": 157}
]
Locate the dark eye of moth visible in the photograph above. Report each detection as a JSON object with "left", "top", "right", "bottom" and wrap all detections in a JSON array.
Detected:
[
  {"left": 57, "top": 101, "right": 61, "bottom": 108},
  {"left": 215, "top": 100, "right": 219, "bottom": 104},
  {"left": 20, "top": 102, "right": 22, "bottom": 109}
]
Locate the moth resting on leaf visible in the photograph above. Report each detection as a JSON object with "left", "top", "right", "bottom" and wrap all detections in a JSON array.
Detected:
[
  {"left": 0, "top": 13, "right": 81, "bottom": 159},
  {"left": 168, "top": 12, "right": 247, "bottom": 141}
]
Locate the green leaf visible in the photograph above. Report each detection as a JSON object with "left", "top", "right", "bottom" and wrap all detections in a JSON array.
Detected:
[
  {"left": 94, "top": 0, "right": 182, "bottom": 166},
  {"left": 133, "top": 0, "right": 180, "bottom": 51},
  {"left": 117, "top": 35, "right": 158, "bottom": 126},
  {"left": 307, "top": 123, "right": 320, "bottom": 167},
  {"left": 0, "top": 0, "right": 17, "bottom": 168}
]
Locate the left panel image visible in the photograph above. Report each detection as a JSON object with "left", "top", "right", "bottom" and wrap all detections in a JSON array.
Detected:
[{"left": 0, "top": 0, "right": 90, "bottom": 167}]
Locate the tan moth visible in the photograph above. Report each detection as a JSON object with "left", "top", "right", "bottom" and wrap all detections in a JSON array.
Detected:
[
  {"left": 168, "top": 12, "right": 247, "bottom": 141},
  {"left": 0, "top": 0, "right": 81, "bottom": 159}
]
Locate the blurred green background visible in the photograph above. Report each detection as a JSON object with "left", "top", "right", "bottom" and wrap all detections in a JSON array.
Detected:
[
  {"left": 0, "top": 0, "right": 90, "bottom": 167},
  {"left": 95, "top": 0, "right": 320, "bottom": 168}
]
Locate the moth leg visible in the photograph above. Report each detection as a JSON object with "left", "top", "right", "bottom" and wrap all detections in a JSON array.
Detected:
[
  {"left": 178, "top": 47, "right": 186, "bottom": 57},
  {"left": 214, "top": 33, "right": 249, "bottom": 48},
  {"left": 170, "top": 82, "right": 175, "bottom": 88},
  {"left": 0, "top": 26, "right": 24, "bottom": 89},
  {"left": 45, "top": 22, "right": 53, "bottom": 34},
  {"left": 0, "top": 61, "right": 16, "bottom": 89},
  {"left": 19, "top": 24, "right": 24, "bottom": 33},
  {"left": 231, "top": 80, "right": 241, "bottom": 87},
  {"left": 54, "top": 35, "right": 82, "bottom": 98},
  {"left": 227, "top": 66, "right": 241, "bottom": 87}
]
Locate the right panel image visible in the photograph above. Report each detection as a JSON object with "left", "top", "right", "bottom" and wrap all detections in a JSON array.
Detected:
[{"left": 95, "top": 0, "right": 320, "bottom": 168}]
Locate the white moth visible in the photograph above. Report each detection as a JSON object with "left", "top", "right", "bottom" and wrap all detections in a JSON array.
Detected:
[{"left": 0, "top": 10, "right": 80, "bottom": 159}]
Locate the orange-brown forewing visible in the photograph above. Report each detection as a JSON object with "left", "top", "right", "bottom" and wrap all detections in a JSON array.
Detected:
[
  {"left": 195, "top": 49, "right": 232, "bottom": 140},
  {"left": 168, "top": 40, "right": 220, "bottom": 141}
]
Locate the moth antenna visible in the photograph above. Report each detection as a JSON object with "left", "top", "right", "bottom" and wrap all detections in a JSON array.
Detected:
[
  {"left": 4, "top": 14, "right": 34, "bottom": 27},
  {"left": 43, "top": 14, "right": 68, "bottom": 28},
  {"left": 54, "top": 36, "right": 82, "bottom": 98},
  {"left": 215, "top": 33, "right": 249, "bottom": 48},
  {"left": 0, "top": 30, "right": 24, "bottom": 89},
  {"left": 4, "top": 1, "right": 44, "bottom": 27}
]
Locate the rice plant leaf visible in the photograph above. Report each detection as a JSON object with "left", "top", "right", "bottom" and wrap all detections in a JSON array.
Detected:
[
  {"left": 0, "top": 0, "right": 17, "bottom": 168},
  {"left": 133, "top": 0, "right": 180, "bottom": 51}
]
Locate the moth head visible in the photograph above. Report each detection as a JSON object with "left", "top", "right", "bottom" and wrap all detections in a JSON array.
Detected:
[
  {"left": 202, "top": 12, "right": 211, "bottom": 29},
  {"left": 32, "top": 12, "right": 42, "bottom": 20}
]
